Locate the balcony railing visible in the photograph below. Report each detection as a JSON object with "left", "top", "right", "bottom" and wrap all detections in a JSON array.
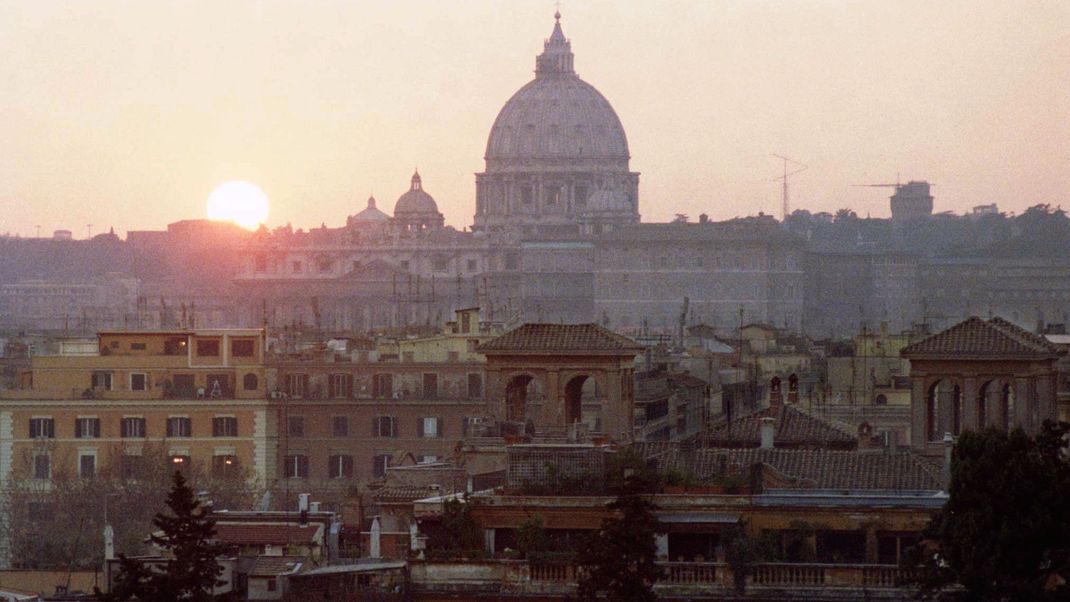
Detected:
[{"left": 410, "top": 559, "right": 916, "bottom": 595}]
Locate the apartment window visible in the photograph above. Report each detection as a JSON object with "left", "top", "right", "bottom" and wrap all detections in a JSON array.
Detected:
[
  {"left": 447, "top": 351, "right": 459, "bottom": 362},
  {"left": 121, "top": 417, "right": 146, "bottom": 438},
  {"left": 79, "top": 454, "right": 96, "bottom": 478},
  {"left": 432, "top": 256, "right": 449, "bottom": 272},
  {"left": 212, "top": 455, "right": 239, "bottom": 479},
  {"left": 29, "top": 418, "right": 54, "bottom": 439},
  {"left": 468, "top": 373, "right": 483, "bottom": 399},
  {"left": 288, "top": 416, "right": 305, "bottom": 438},
  {"left": 329, "top": 374, "right": 352, "bottom": 399},
  {"left": 400, "top": 260, "right": 410, "bottom": 271},
  {"left": 373, "top": 416, "right": 397, "bottom": 438},
  {"left": 267, "top": 579, "right": 277, "bottom": 592},
  {"left": 403, "top": 351, "right": 415, "bottom": 363},
  {"left": 372, "top": 374, "right": 393, "bottom": 398},
  {"left": 418, "top": 455, "right": 438, "bottom": 464},
  {"left": 231, "top": 339, "right": 255, "bottom": 357},
  {"left": 520, "top": 184, "right": 533, "bottom": 205},
  {"left": 254, "top": 254, "right": 267, "bottom": 272},
  {"left": 419, "top": 417, "right": 442, "bottom": 439},
  {"left": 372, "top": 454, "right": 391, "bottom": 479},
  {"left": 284, "top": 455, "right": 309, "bottom": 479},
  {"left": 167, "top": 417, "right": 192, "bottom": 437},
  {"left": 466, "top": 339, "right": 478, "bottom": 352},
  {"left": 121, "top": 455, "right": 141, "bottom": 480},
  {"left": 75, "top": 417, "right": 101, "bottom": 439},
  {"left": 164, "top": 337, "right": 188, "bottom": 355},
  {"left": 292, "top": 261, "right": 302, "bottom": 273},
  {"left": 212, "top": 417, "right": 238, "bottom": 437},
  {"left": 91, "top": 371, "right": 113, "bottom": 390},
  {"left": 286, "top": 373, "right": 309, "bottom": 398},
  {"left": 196, "top": 339, "right": 220, "bottom": 357},
  {"left": 243, "top": 373, "right": 259, "bottom": 391},
  {"left": 33, "top": 452, "right": 51, "bottom": 479},
  {"left": 172, "top": 374, "right": 195, "bottom": 397},
  {"left": 467, "top": 259, "right": 477, "bottom": 272},
  {"left": 130, "top": 373, "right": 148, "bottom": 391},
  {"left": 332, "top": 416, "right": 349, "bottom": 438},
  {"left": 318, "top": 258, "right": 333, "bottom": 273},
  {"left": 130, "top": 342, "right": 147, "bottom": 350},
  {"left": 328, "top": 455, "right": 354, "bottom": 479},
  {"left": 422, "top": 373, "right": 438, "bottom": 400}
]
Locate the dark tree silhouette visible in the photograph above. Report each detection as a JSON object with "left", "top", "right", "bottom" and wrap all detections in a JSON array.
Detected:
[
  {"left": 913, "top": 421, "right": 1070, "bottom": 601},
  {"left": 575, "top": 475, "right": 664, "bottom": 602},
  {"left": 101, "top": 470, "right": 225, "bottom": 601}
]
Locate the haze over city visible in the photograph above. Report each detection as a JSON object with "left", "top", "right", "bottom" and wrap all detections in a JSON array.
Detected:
[{"left": 1, "top": 0, "right": 1067, "bottom": 237}]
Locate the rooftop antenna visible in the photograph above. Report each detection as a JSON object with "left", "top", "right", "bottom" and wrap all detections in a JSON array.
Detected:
[{"left": 771, "top": 154, "right": 807, "bottom": 221}]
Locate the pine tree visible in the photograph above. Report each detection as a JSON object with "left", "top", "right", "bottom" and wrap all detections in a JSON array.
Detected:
[
  {"left": 575, "top": 475, "right": 664, "bottom": 602},
  {"left": 102, "top": 470, "right": 224, "bottom": 601},
  {"left": 150, "top": 470, "right": 225, "bottom": 602},
  {"left": 914, "top": 421, "right": 1070, "bottom": 601}
]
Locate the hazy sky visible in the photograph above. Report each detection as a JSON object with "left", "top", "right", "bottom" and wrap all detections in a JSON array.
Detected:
[{"left": 1, "top": 0, "right": 1068, "bottom": 237}]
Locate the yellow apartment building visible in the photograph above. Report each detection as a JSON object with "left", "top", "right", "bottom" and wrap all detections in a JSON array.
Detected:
[{"left": 0, "top": 329, "right": 275, "bottom": 488}]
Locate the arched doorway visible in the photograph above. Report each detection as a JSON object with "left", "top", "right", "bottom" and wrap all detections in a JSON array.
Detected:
[
  {"left": 770, "top": 376, "right": 782, "bottom": 405},
  {"left": 564, "top": 375, "right": 602, "bottom": 427},
  {"left": 505, "top": 374, "right": 537, "bottom": 423}
]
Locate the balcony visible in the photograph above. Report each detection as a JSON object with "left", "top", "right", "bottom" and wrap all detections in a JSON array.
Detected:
[{"left": 409, "top": 559, "right": 917, "bottom": 598}]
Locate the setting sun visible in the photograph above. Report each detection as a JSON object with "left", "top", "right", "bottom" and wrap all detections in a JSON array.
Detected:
[{"left": 206, "top": 180, "right": 269, "bottom": 229}]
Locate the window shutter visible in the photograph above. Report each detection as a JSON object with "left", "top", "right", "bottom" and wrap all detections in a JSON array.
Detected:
[
  {"left": 93, "top": 419, "right": 101, "bottom": 438},
  {"left": 343, "top": 455, "right": 353, "bottom": 477},
  {"left": 436, "top": 417, "right": 443, "bottom": 438},
  {"left": 390, "top": 417, "right": 398, "bottom": 438},
  {"left": 418, "top": 418, "right": 425, "bottom": 438},
  {"left": 373, "top": 416, "right": 380, "bottom": 437},
  {"left": 167, "top": 419, "right": 174, "bottom": 437},
  {"left": 74, "top": 419, "right": 81, "bottom": 438}
]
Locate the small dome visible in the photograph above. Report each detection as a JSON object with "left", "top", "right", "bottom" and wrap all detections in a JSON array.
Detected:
[
  {"left": 350, "top": 195, "right": 390, "bottom": 223},
  {"left": 394, "top": 171, "right": 439, "bottom": 215}
]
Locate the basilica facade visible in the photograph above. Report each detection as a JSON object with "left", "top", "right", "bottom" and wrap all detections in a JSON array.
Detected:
[{"left": 232, "top": 13, "right": 805, "bottom": 334}]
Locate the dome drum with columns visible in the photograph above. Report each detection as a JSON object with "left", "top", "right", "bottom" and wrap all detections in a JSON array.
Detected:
[
  {"left": 393, "top": 170, "right": 445, "bottom": 232},
  {"left": 474, "top": 12, "right": 640, "bottom": 236}
]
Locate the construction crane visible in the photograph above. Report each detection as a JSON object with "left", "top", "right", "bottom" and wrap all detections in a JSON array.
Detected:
[{"left": 772, "top": 155, "right": 807, "bottom": 221}]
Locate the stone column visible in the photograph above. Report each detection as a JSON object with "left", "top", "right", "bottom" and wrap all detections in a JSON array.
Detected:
[
  {"left": 1015, "top": 377, "right": 1031, "bottom": 432},
  {"left": 1035, "top": 371, "right": 1056, "bottom": 424},
  {"left": 910, "top": 377, "right": 926, "bottom": 449},
  {"left": 864, "top": 525, "right": 879, "bottom": 564},
  {"left": 655, "top": 533, "right": 668, "bottom": 560},
  {"left": 962, "top": 377, "right": 979, "bottom": 432}
]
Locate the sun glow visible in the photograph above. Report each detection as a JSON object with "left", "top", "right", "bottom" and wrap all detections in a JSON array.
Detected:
[{"left": 206, "top": 181, "right": 269, "bottom": 229}]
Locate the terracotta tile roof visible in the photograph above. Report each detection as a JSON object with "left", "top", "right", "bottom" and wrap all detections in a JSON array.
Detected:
[
  {"left": 477, "top": 323, "right": 643, "bottom": 354},
  {"left": 701, "top": 404, "right": 857, "bottom": 449},
  {"left": 633, "top": 443, "right": 942, "bottom": 490},
  {"left": 249, "top": 555, "right": 306, "bottom": 577},
  {"left": 901, "top": 316, "right": 1063, "bottom": 359},
  {"left": 373, "top": 485, "right": 456, "bottom": 503},
  {"left": 214, "top": 523, "right": 321, "bottom": 546},
  {"left": 691, "top": 448, "right": 943, "bottom": 491}
]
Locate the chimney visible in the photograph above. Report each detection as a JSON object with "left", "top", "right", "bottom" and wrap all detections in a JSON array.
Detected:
[
  {"left": 699, "top": 213, "right": 709, "bottom": 224},
  {"left": 759, "top": 416, "right": 775, "bottom": 449}
]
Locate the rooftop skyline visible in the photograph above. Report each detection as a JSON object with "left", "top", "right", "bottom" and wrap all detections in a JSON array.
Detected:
[{"left": 1, "top": 0, "right": 1067, "bottom": 237}]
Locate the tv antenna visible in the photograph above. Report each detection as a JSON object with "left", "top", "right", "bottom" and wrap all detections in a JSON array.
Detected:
[{"left": 771, "top": 154, "right": 807, "bottom": 221}]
